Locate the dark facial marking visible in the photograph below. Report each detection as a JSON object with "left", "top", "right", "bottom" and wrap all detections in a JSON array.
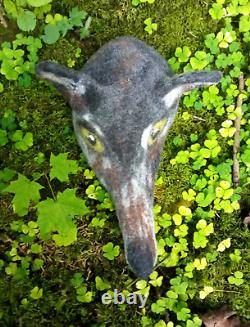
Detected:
[{"left": 81, "top": 85, "right": 101, "bottom": 112}]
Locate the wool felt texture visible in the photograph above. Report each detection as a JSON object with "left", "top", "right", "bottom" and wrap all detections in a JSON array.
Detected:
[{"left": 36, "top": 36, "right": 222, "bottom": 279}]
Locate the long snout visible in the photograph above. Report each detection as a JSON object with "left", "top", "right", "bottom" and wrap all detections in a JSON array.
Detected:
[{"left": 113, "top": 179, "right": 157, "bottom": 279}]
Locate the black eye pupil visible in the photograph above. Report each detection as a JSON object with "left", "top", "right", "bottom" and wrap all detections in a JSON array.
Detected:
[
  {"left": 151, "top": 128, "right": 160, "bottom": 140},
  {"left": 87, "top": 134, "right": 96, "bottom": 145}
]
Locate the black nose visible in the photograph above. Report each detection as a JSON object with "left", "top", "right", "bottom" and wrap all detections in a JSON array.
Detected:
[{"left": 126, "top": 239, "right": 156, "bottom": 280}]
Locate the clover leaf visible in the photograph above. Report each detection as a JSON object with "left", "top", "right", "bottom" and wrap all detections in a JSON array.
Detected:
[
  {"left": 229, "top": 249, "right": 242, "bottom": 263},
  {"left": 228, "top": 271, "right": 244, "bottom": 286},
  {"left": 144, "top": 18, "right": 157, "bottom": 34},
  {"left": 199, "top": 286, "right": 214, "bottom": 299},
  {"left": 175, "top": 46, "right": 191, "bottom": 63},
  {"left": 70, "top": 272, "right": 84, "bottom": 288},
  {"left": 102, "top": 242, "right": 120, "bottom": 260},
  {"left": 217, "top": 238, "right": 231, "bottom": 252},
  {"left": 241, "top": 149, "right": 250, "bottom": 167},
  {"left": 219, "top": 120, "right": 236, "bottom": 137},
  {"left": 190, "top": 51, "right": 213, "bottom": 70},
  {"left": 205, "top": 33, "right": 219, "bottom": 54},
  {"left": 76, "top": 286, "right": 92, "bottom": 303},
  {"left": 209, "top": 3, "right": 224, "bottom": 20},
  {"left": 193, "top": 258, "right": 207, "bottom": 270},
  {"left": 149, "top": 271, "right": 163, "bottom": 287},
  {"left": 95, "top": 276, "right": 111, "bottom": 291},
  {"left": 239, "top": 15, "right": 250, "bottom": 32},
  {"left": 30, "top": 286, "right": 43, "bottom": 300},
  {"left": 177, "top": 308, "right": 191, "bottom": 321}
]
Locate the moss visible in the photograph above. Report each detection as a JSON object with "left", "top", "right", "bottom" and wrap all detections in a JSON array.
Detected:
[
  {"left": 51, "top": 0, "right": 218, "bottom": 59},
  {"left": 0, "top": 0, "right": 249, "bottom": 326}
]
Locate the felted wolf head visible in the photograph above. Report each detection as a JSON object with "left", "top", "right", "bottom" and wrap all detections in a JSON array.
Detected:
[{"left": 36, "top": 36, "right": 222, "bottom": 279}]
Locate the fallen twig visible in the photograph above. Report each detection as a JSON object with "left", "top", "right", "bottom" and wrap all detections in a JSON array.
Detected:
[
  {"left": 0, "top": 1, "right": 7, "bottom": 28},
  {"left": 233, "top": 73, "right": 244, "bottom": 188}
]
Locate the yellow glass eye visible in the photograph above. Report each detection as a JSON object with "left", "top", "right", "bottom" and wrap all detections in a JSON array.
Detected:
[
  {"left": 81, "top": 128, "right": 104, "bottom": 153},
  {"left": 148, "top": 118, "right": 167, "bottom": 145}
]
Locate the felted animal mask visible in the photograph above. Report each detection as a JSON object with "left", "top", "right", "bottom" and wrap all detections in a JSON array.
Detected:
[{"left": 36, "top": 36, "right": 222, "bottom": 279}]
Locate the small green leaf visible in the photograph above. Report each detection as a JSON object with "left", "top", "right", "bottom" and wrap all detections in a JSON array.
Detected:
[
  {"left": 95, "top": 276, "right": 111, "bottom": 291},
  {"left": 166, "top": 290, "right": 178, "bottom": 299},
  {"left": 42, "top": 24, "right": 60, "bottom": 44},
  {"left": 26, "top": 0, "right": 52, "bottom": 7},
  {"left": 217, "top": 238, "right": 231, "bottom": 252},
  {"left": 27, "top": 0, "right": 52, "bottom": 7},
  {"left": 4, "top": 0, "right": 18, "bottom": 18},
  {"left": 50, "top": 153, "right": 80, "bottom": 182},
  {"left": 69, "top": 6, "right": 87, "bottom": 26},
  {"left": 102, "top": 242, "right": 120, "bottom": 260},
  {"left": 32, "top": 258, "right": 44, "bottom": 271},
  {"left": 30, "top": 243, "right": 42, "bottom": 254},
  {"left": 209, "top": 3, "right": 224, "bottom": 20},
  {"left": 17, "top": 11, "right": 36, "bottom": 32},
  {"left": 30, "top": 286, "right": 43, "bottom": 299},
  {"left": 0, "top": 129, "right": 8, "bottom": 146},
  {"left": 70, "top": 272, "right": 84, "bottom": 288},
  {"left": 4, "top": 174, "right": 43, "bottom": 216},
  {"left": 37, "top": 188, "right": 89, "bottom": 245}
]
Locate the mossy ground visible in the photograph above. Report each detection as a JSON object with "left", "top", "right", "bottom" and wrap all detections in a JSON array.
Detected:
[{"left": 0, "top": 0, "right": 249, "bottom": 326}]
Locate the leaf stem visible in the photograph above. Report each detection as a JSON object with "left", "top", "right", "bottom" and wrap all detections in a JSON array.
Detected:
[{"left": 45, "top": 173, "right": 56, "bottom": 200}]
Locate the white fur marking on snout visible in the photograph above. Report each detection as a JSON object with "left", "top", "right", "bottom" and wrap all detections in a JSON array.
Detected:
[
  {"left": 141, "top": 124, "right": 153, "bottom": 150},
  {"left": 162, "top": 86, "right": 182, "bottom": 108},
  {"left": 82, "top": 113, "right": 91, "bottom": 122},
  {"left": 76, "top": 84, "right": 86, "bottom": 94}
]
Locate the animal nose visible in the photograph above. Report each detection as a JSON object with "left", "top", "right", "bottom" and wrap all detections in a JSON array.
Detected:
[
  {"left": 114, "top": 186, "right": 157, "bottom": 279},
  {"left": 126, "top": 238, "right": 156, "bottom": 279}
]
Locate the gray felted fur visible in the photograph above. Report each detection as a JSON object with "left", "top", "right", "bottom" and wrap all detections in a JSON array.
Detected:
[{"left": 36, "top": 36, "right": 222, "bottom": 279}]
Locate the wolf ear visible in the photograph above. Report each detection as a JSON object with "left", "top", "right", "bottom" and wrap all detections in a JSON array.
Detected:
[
  {"left": 163, "top": 70, "right": 222, "bottom": 107},
  {"left": 36, "top": 61, "right": 96, "bottom": 99}
]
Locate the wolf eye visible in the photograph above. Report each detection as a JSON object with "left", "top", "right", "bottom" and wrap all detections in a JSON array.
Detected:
[
  {"left": 148, "top": 118, "right": 167, "bottom": 145},
  {"left": 80, "top": 127, "right": 104, "bottom": 153}
]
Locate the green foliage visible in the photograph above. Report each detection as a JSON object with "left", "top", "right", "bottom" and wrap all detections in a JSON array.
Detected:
[
  {"left": 5, "top": 174, "right": 43, "bottom": 216},
  {"left": 102, "top": 242, "right": 120, "bottom": 260},
  {"left": 27, "top": 0, "right": 52, "bottom": 6},
  {"left": 175, "top": 46, "right": 191, "bottom": 63},
  {"left": 193, "top": 219, "right": 214, "bottom": 249},
  {"left": 199, "top": 286, "right": 214, "bottom": 299},
  {"left": 190, "top": 51, "right": 213, "bottom": 70},
  {"left": 10, "top": 130, "right": 33, "bottom": 151},
  {"left": 42, "top": 24, "right": 60, "bottom": 44},
  {"left": 37, "top": 188, "right": 89, "bottom": 245},
  {"left": 0, "top": 0, "right": 250, "bottom": 325},
  {"left": 71, "top": 272, "right": 93, "bottom": 303},
  {"left": 49, "top": 152, "right": 81, "bottom": 182},
  {"left": 209, "top": 3, "right": 225, "bottom": 20},
  {"left": 1, "top": 4, "right": 91, "bottom": 83},
  {"left": 17, "top": 10, "right": 36, "bottom": 31},
  {"left": 217, "top": 238, "right": 231, "bottom": 252},
  {"left": 0, "top": 34, "right": 42, "bottom": 81},
  {"left": 95, "top": 276, "right": 111, "bottom": 291},
  {"left": 132, "top": 0, "right": 155, "bottom": 6},
  {"left": 30, "top": 286, "right": 43, "bottom": 299},
  {"left": 144, "top": 18, "right": 158, "bottom": 34},
  {"left": 228, "top": 271, "right": 244, "bottom": 286},
  {"left": 42, "top": 7, "right": 91, "bottom": 44}
]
